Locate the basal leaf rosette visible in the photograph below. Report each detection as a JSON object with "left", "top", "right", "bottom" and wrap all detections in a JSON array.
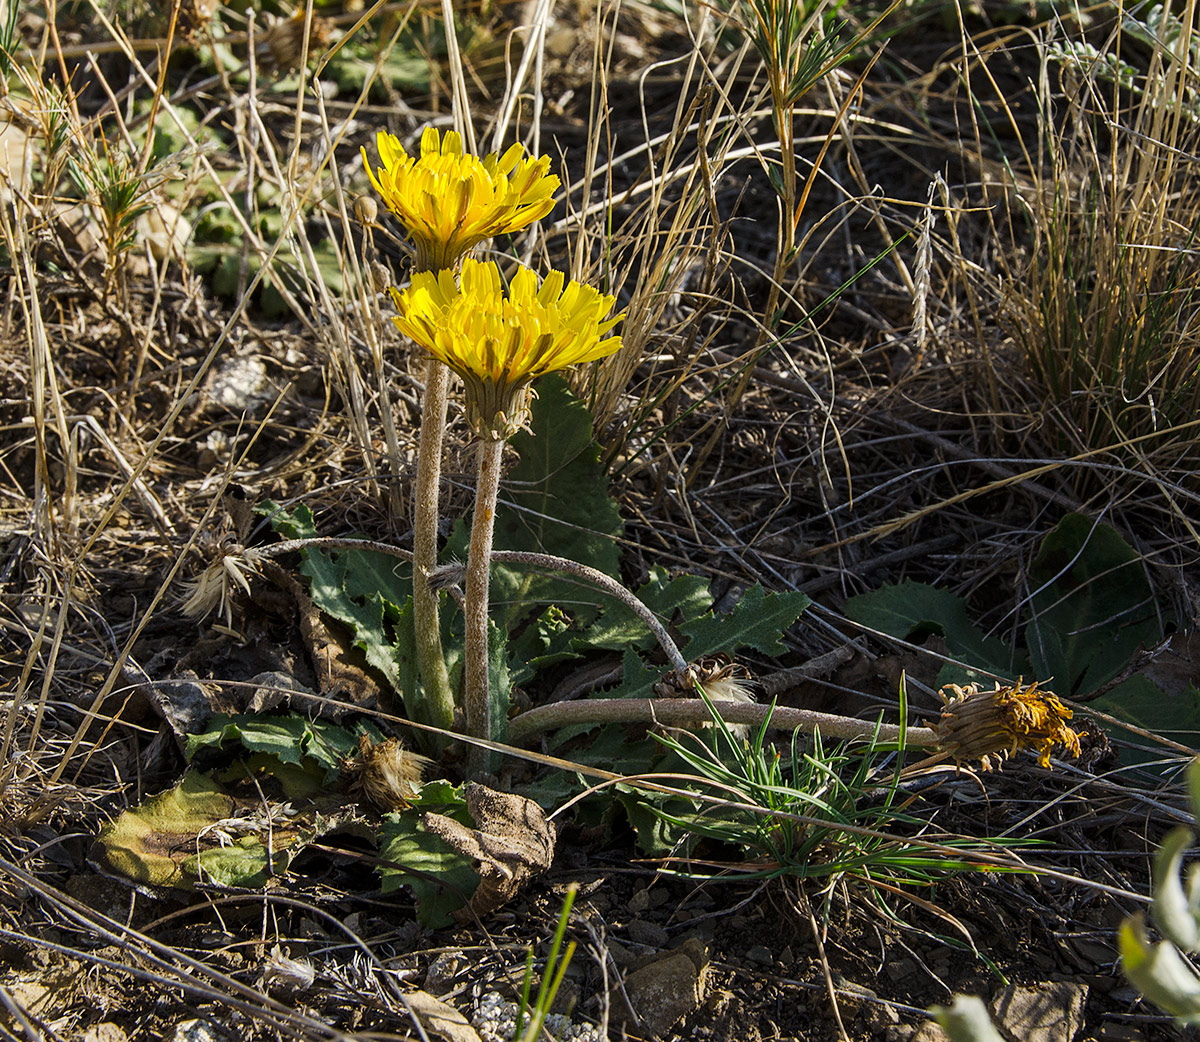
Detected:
[
  {"left": 363, "top": 128, "right": 560, "bottom": 272},
  {"left": 391, "top": 259, "right": 623, "bottom": 437}
]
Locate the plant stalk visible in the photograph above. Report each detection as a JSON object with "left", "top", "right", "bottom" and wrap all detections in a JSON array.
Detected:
[
  {"left": 507, "top": 698, "right": 939, "bottom": 748},
  {"left": 490, "top": 550, "right": 687, "bottom": 671},
  {"left": 464, "top": 434, "right": 506, "bottom": 776},
  {"left": 412, "top": 356, "right": 456, "bottom": 734},
  {"left": 254, "top": 540, "right": 688, "bottom": 675}
]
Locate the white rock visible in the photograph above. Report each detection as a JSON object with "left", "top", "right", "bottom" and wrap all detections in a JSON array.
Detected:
[{"left": 137, "top": 198, "right": 192, "bottom": 261}]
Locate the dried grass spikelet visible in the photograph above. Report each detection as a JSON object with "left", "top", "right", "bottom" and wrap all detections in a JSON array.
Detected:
[
  {"left": 936, "top": 678, "right": 1082, "bottom": 770},
  {"left": 259, "top": 10, "right": 333, "bottom": 71},
  {"left": 345, "top": 733, "right": 432, "bottom": 811}
]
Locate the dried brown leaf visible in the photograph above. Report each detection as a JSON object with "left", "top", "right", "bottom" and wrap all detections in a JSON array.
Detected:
[{"left": 421, "top": 783, "right": 557, "bottom": 921}]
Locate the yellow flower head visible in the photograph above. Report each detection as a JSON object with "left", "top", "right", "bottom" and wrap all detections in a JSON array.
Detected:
[
  {"left": 936, "top": 677, "right": 1082, "bottom": 770},
  {"left": 363, "top": 128, "right": 560, "bottom": 272},
  {"left": 391, "top": 258, "right": 623, "bottom": 436}
]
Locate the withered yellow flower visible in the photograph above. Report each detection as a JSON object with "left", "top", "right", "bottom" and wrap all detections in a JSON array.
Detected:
[
  {"left": 936, "top": 678, "right": 1082, "bottom": 769},
  {"left": 391, "top": 258, "right": 623, "bottom": 436},
  {"left": 363, "top": 128, "right": 560, "bottom": 272}
]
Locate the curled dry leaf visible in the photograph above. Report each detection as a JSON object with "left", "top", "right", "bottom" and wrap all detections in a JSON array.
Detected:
[
  {"left": 258, "top": 559, "right": 383, "bottom": 716},
  {"left": 420, "top": 783, "right": 556, "bottom": 921},
  {"left": 402, "top": 991, "right": 482, "bottom": 1042}
]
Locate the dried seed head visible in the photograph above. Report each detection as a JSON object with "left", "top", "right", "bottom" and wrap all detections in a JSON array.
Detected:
[
  {"left": 180, "top": 536, "right": 257, "bottom": 628},
  {"left": 936, "top": 678, "right": 1082, "bottom": 770},
  {"left": 260, "top": 945, "right": 315, "bottom": 993},
  {"left": 260, "top": 11, "right": 333, "bottom": 71},
  {"left": 653, "top": 654, "right": 756, "bottom": 740},
  {"left": 427, "top": 560, "right": 466, "bottom": 593},
  {"left": 345, "top": 733, "right": 432, "bottom": 811},
  {"left": 653, "top": 653, "right": 754, "bottom": 703}
]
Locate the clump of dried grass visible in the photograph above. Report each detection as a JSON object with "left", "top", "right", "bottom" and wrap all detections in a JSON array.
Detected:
[{"left": 995, "top": 6, "right": 1200, "bottom": 489}]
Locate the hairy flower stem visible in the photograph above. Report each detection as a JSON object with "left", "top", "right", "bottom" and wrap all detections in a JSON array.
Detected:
[
  {"left": 412, "top": 357, "right": 455, "bottom": 735},
  {"left": 508, "top": 699, "right": 938, "bottom": 748},
  {"left": 253, "top": 540, "right": 686, "bottom": 675},
  {"left": 489, "top": 551, "right": 688, "bottom": 672},
  {"left": 464, "top": 435, "right": 505, "bottom": 777}
]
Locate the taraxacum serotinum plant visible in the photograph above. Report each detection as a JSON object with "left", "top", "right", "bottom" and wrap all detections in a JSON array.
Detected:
[
  {"left": 363, "top": 128, "right": 560, "bottom": 274},
  {"left": 391, "top": 257, "right": 623, "bottom": 773},
  {"left": 363, "top": 128, "right": 561, "bottom": 740}
]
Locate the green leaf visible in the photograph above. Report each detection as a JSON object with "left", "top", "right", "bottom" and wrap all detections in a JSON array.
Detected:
[
  {"left": 263, "top": 503, "right": 433, "bottom": 726},
  {"left": 766, "top": 159, "right": 788, "bottom": 200},
  {"left": 529, "top": 722, "right": 662, "bottom": 807},
  {"left": 588, "top": 646, "right": 666, "bottom": 703},
  {"left": 95, "top": 771, "right": 360, "bottom": 889},
  {"left": 507, "top": 605, "right": 574, "bottom": 680},
  {"left": 1088, "top": 675, "right": 1200, "bottom": 753},
  {"left": 1152, "top": 827, "right": 1200, "bottom": 952},
  {"left": 94, "top": 771, "right": 234, "bottom": 887},
  {"left": 299, "top": 545, "right": 414, "bottom": 692},
  {"left": 1120, "top": 917, "right": 1200, "bottom": 1024},
  {"left": 487, "top": 616, "right": 512, "bottom": 748},
  {"left": 188, "top": 835, "right": 287, "bottom": 889},
  {"left": 616, "top": 786, "right": 700, "bottom": 855},
  {"left": 1028, "top": 513, "right": 1161, "bottom": 694},
  {"left": 679, "top": 585, "right": 811, "bottom": 656},
  {"left": 578, "top": 567, "right": 713, "bottom": 652},
  {"left": 393, "top": 596, "right": 421, "bottom": 710},
  {"left": 261, "top": 500, "right": 317, "bottom": 539},
  {"left": 378, "top": 788, "right": 481, "bottom": 928},
  {"left": 929, "top": 995, "right": 1008, "bottom": 1042},
  {"left": 845, "top": 581, "right": 1020, "bottom": 682},
  {"left": 185, "top": 712, "right": 363, "bottom": 779},
  {"left": 565, "top": 582, "right": 810, "bottom": 732}
]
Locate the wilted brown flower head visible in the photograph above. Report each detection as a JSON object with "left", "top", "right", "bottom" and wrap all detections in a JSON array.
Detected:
[
  {"left": 344, "top": 733, "right": 431, "bottom": 811},
  {"left": 936, "top": 678, "right": 1082, "bottom": 770},
  {"left": 653, "top": 653, "right": 755, "bottom": 704},
  {"left": 180, "top": 534, "right": 258, "bottom": 629}
]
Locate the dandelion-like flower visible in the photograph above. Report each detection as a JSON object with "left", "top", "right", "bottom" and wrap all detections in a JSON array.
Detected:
[
  {"left": 936, "top": 678, "right": 1082, "bottom": 769},
  {"left": 363, "top": 128, "right": 560, "bottom": 272},
  {"left": 391, "top": 258, "right": 624, "bottom": 436}
]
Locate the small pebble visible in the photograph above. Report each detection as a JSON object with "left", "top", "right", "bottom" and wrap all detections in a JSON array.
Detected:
[
  {"left": 628, "top": 888, "right": 651, "bottom": 913},
  {"left": 627, "top": 918, "right": 670, "bottom": 947},
  {"left": 473, "top": 990, "right": 604, "bottom": 1042},
  {"left": 745, "top": 946, "right": 773, "bottom": 966}
]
